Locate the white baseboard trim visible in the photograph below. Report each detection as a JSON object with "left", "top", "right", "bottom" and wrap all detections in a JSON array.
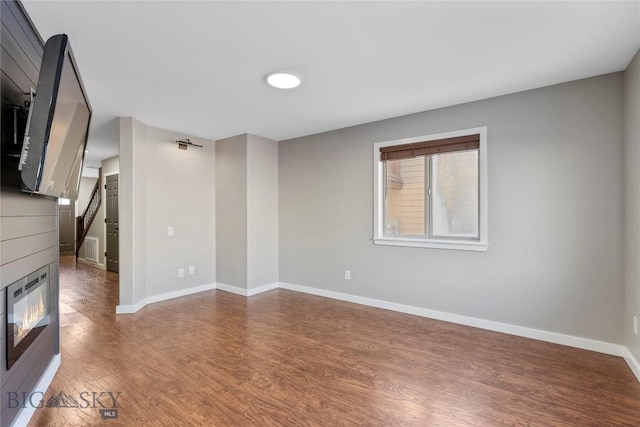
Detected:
[
  {"left": 115, "top": 299, "right": 146, "bottom": 314},
  {"left": 216, "top": 282, "right": 279, "bottom": 297},
  {"left": 248, "top": 282, "right": 280, "bottom": 296},
  {"left": 145, "top": 283, "right": 217, "bottom": 305},
  {"left": 623, "top": 348, "right": 640, "bottom": 382},
  {"left": 116, "top": 283, "right": 217, "bottom": 314},
  {"left": 11, "top": 353, "right": 61, "bottom": 427},
  {"left": 278, "top": 282, "right": 625, "bottom": 358},
  {"left": 76, "top": 258, "right": 106, "bottom": 270},
  {"left": 215, "top": 282, "right": 246, "bottom": 296}
]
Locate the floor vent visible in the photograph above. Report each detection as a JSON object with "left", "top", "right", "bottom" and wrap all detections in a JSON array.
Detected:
[{"left": 84, "top": 237, "right": 99, "bottom": 263}]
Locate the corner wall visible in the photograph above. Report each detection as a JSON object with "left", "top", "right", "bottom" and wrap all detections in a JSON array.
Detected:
[
  {"left": 215, "top": 135, "right": 248, "bottom": 289},
  {"left": 625, "top": 50, "right": 640, "bottom": 365},
  {"left": 215, "top": 134, "right": 279, "bottom": 292},
  {"left": 247, "top": 134, "right": 279, "bottom": 290},
  {"left": 279, "top": 73, "right": 625, "bottom": 345},
  {"left": 119, "top": 117, "right": 215, "bottom": 310}
]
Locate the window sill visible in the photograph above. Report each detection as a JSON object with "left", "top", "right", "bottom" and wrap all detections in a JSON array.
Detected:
[{"left": 373, "top": 236, "right": 488, "bottom": 252}]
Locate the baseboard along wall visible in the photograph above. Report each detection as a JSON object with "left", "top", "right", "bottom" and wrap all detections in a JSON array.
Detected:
[
  {"left": 76, "top": 257, "right": 106, "bottom": 270},
  {"left": 114, "top": 280, "right": 638, "bottom": 382}
]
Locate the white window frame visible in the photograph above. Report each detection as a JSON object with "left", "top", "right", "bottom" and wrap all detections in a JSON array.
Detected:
[{"left": 373, "top": 127, "right": 488, "bottom": 251}]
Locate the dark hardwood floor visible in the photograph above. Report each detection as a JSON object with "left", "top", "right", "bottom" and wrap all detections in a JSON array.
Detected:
[{"left": 28, "top": 257, "right": 640, "bottom": 426}]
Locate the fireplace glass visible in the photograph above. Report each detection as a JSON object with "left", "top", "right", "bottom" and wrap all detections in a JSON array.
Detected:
[{"left": 6, "top": 265, "right": 50, "bottom": 370}]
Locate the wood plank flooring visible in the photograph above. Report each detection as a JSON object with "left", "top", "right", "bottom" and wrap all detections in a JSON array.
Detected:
[{"left": 28, "top": 257, "right": 640, "bottom": 426}]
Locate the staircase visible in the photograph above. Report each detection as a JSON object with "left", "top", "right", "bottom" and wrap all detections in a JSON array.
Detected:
[{"left": 76, "top": 170, "right": 101, "bottom": 260}]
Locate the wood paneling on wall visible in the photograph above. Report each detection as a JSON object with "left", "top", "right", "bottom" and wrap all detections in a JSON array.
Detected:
[{"left": 0, "top": 1, "right": 59, "bottom": 426}]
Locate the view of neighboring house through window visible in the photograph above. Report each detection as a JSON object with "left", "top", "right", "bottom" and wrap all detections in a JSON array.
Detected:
[
  {"left": 385, "top": 150, "right": 479, "bottom": 239},
  {"left": 373, "top": 127, "right": 487, "bottom": 251},
  {"left": 385, "top": 156, "right": 426, "bottom": 236},
  {"left": 431, "top": 150, "right": 479, "bottom": 238}
]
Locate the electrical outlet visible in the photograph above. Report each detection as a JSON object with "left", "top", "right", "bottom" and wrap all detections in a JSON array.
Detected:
[
  {"left": 168, "top": 226, "right": 174, "bottom": 236},
  {"left": 178, "top": 268, "right": 184, "bottom": 278},
  {"left": 344, "top": 270, "right": 351, "bottom": 280},
  {"left": 189, "top": 265, "right": 195, "bottom": 275},
  {"left": 634, "top": 316, "right": 638, "bottom": 336}
]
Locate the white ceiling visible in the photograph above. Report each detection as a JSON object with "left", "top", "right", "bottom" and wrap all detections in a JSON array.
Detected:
[{"left": 22, "top": 1, "right": 640, "bottom": 170}]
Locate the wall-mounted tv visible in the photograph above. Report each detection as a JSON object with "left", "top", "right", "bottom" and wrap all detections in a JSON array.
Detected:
[{"left": 19, "top": 34, "right": 92, "bottom": 200}]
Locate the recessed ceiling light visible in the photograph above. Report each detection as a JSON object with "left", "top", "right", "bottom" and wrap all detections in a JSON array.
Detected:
[{"left": 266, "top": 72, "right": 301, "bottom": 89}]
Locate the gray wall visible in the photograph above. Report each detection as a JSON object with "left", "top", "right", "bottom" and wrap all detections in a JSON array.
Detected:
[
  {"left": 0, "top": 2, "right": 58, "bottom": 425},
  {"left": 279, "top": 73, "right": 625, "bottom": 344},
  {"left": 144, "top": 125, "right": 216, "bottom": 296},
  {"left": 247, "top": 134, "right": 279, "bottom": 289},
  {"left": 215, "top": 134, "right": 279, "bottom": 291},
  {"left": 625, "top": 50, "right": 640, "bottom": 360},
  {"left": 119, "top": 117, "right": 216, "bottom": 307},
  {"left": 216, "top": 135, "right": 248, "bottom": 288},
  {"left": 119, "top": 117, "right": 147, "bottom": 305}
]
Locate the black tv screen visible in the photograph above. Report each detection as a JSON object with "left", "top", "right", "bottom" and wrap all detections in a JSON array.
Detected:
[{"left": 19, "top": 34, "right": 92, "bottom": 200}]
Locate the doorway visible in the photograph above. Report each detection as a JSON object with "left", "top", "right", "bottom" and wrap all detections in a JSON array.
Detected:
[
  {"left": 58, "top": 198, "right": 75, "bottom": 256},
  {"left": 106, "top": 174, "right": 119, "bottom": 273}
]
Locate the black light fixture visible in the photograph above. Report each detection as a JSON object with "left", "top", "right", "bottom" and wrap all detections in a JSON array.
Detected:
[{"left": 175, "top": 138, "right": 202, "bottom": 150}]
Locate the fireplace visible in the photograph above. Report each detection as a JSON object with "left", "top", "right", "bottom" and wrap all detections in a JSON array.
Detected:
[{"left": 6, "top": 265, "right": 50, "bottom": 370}]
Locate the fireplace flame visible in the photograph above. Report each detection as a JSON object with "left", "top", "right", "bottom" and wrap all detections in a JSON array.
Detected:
[{"left": 16, "top": 293, "right": 45, "bottom": 343}]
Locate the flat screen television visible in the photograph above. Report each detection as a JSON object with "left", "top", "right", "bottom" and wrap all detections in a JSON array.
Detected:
[{"left": 19, "top": 34, "right": 92, "bottom": 200}]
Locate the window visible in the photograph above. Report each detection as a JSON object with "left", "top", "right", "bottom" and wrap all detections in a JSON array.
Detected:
[{"left": 373, "top": 127, "right": 488, "bottom": 251}]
